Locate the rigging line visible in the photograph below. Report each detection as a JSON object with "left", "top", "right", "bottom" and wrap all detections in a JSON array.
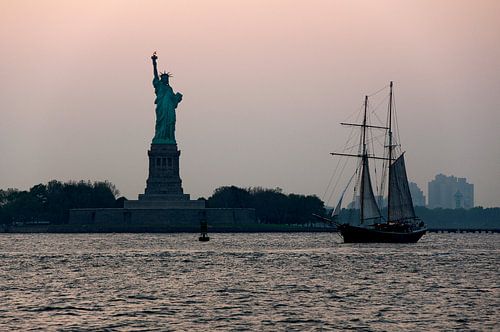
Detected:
[
  {"left": 366, "top": 98, "right": 385, "bottom": 137},
  {"left": 371, "top": 97, "right": 389, "bottom": 126},
  {"left": 342, "top": 126, "right": 360, "bottom": 151},
  {"left": 372, "top": 110, "right": 385, "bottom": 127},
  {"left": 326, "top": 101, "right": 365, "bottom": 201},
  {"left": 322, "top": 122, "right": 360, "bottom": 200},
  {"left": 366, "top": 109, "right": 387, "bottom": 148},
  {"left": 379, "top": 153, "right": 387, "bottom": 197},
  {"left": 382, "top": 125, "right": 391, "bottom": 197},
  {"left": 372, "top": 135, "right": 386, "bottom": 149},
  {"left": 368, "top": 118, "right": 380, "bottom": 196},
  {"left": 381, "top": 85, "right": 396, "bottom": 199},
  {"left": 343, "top": 128, "right": 383, "bottom": 152},
  {"left": 370, "top": 94, "right": 390, "bottom": 116},
  {"left": 367, "top": 131, "right": 387, "bottom": 145},
  {"left": 326, "top": 155, "right": 352, "bottom": 205},
  {"left": 336, "top": 131, "right": 361, "bottom": 161},
  {"left": 328, "top": 128, "right": 362, "bottom": 206},
  {"left": 332, "top": 171, "right": 357, "bottom": 213},
  {"left": 343, "top": 141, "right": 366, "bottom": 152},
  {"left": 392, "top": 92, "right": 402, "bottom": 153},
  {"left": 342, "top": 102, "right": 365, "bottom": 123},
  {"left": 368, "top": 131, "right": 387, "bottom": 140},
  {"left": 341, "top": 116, "right": 364, "bottom": 153},
  {"left": 347, "top": 133, "right": 385, "bottom": 152},
  {"left": 327, "top": 122, "right": 359, "bottom": 203},
  {"left": 341, "top": 102, "right": 364, "bottom": 148},
  {"left": 321, "top": 155, "right": 342, "bottom": 201},
  {"left": 326, "top": 163, "right": 346, "bottom": 205},
  {"left": 366, "top": 97, "right": 390, "bottom": 143},
  {"left": 380, "top": 125, "right": 390, "bottom": 199},
  {"left": 345, "top": 98, "right": 366, "bottom": 126},
  {"left": 379, "top": 162, "right": 388, "bottom": 200},
  {"left": 367, "top": 84, "right": 389, "bottom": 97}
]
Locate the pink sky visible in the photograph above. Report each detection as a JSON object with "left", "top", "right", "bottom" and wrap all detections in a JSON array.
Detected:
[{"left": 1, "top": 0, "right": 499, "bottom": 206}]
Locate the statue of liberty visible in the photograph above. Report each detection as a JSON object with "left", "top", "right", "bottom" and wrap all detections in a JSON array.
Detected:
[{"left": 151, "top": 52, "right": 183, "bottom": 144}]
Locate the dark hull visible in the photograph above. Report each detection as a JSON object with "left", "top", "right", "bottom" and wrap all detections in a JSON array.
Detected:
[{"left": 338, "top": 224, "right": 426, "bottom": 243}]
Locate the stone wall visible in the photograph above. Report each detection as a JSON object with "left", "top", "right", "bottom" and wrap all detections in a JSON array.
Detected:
[{"left": 65, "top": 208, "right": 257, "bottom": 232}]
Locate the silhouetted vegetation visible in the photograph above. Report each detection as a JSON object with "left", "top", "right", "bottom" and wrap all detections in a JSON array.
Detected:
[
  {"left": 1, "top": 181, "right": 498, "bottom": 230},
  {"left": 335, "top": 206, "right": 500, "bottom": 229},
  {"left": 0, "top": 180, "right": 123, "bottom": 225},
  {"left": 207, "top": 186, "right": 325, "bottom": 225},
  {"left": 414, "top": 206, "right": 500, "bottom": 229}
]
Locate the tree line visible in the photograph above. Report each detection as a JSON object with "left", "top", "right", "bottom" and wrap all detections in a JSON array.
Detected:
[
  {"left": 1, "top": 180, "right": 498, "bottom": 229},
  {"left": 414, "top": 206, "right": 500, "bottom": 229},
  {"left": 0, "top": 180, "right": 122, "bottom": 225},
  {"left": 205, "top": 186, "right": 325, "bottom": 225}
]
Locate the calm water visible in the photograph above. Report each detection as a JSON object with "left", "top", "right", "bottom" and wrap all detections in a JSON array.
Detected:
[{"left": 0, "top": 233, "right": 498, "bottom": 331}]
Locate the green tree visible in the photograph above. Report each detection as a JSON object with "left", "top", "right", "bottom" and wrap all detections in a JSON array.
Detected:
[
  {"left": 207, "top": 186, "right": 325, "bottom": 225},
  {"left": 0, "top": 180, "right": 122, "bottom": 225}
]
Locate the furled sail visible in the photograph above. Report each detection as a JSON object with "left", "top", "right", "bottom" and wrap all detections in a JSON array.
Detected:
[
  {"left": 388, "top": 154, "right": 416, "bottom": 221},
  {"left": 360, "top": 156, "right": 382, "bottom": 223}
]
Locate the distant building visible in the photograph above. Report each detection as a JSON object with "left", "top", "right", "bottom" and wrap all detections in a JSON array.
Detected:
[
  {"left": 428, "top": 174, "right": 474, "bottom": 209},
  {"left": 409, "top": 182, "right": 426, "bottom": 207}
]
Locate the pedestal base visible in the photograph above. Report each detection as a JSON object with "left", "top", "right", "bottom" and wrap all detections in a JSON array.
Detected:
[
  {"left": 138, "top": 194, "right": 191, "bottom": 201},
  {"left": 143, "top": 144, "right": 184, "bottom": 196},
  {"left": 129, "top": 143, "right": 204, "bottom": 209},
  {"left": 124, "top": 199, "right": 205, "bottom": 209}
]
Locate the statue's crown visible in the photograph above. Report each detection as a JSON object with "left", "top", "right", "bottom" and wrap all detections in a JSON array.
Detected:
[{"left": 160, "top": 71, "right": 172, "bottom": 78}]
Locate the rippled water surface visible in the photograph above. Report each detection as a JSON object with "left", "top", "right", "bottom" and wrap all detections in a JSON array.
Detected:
[{"left": 0, "top": 233, "right": 498, "bottom": 331}]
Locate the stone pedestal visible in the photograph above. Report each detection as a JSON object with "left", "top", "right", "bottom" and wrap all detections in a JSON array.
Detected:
[
  {"left": 124, "top": 143, "right": 205, "bottom": 209},
  {"left": 142, "top": 144, "right": 185, "bottom": 198}
]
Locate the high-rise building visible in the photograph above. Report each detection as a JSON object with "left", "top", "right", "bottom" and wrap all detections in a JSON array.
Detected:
[
  {"left": 428, "top": 174, "right": 474, "bottom": 209},
  {"left": 409, "top": 182, "right": 426, "bottom": 207}
]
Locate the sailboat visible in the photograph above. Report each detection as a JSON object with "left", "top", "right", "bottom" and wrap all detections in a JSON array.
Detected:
[{"left": 329, "top": 82, "right": 426, "bottom": 243}]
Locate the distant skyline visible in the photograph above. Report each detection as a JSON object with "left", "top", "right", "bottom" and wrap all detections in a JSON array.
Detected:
[{"left": 1, "top": 0, "right": 499, "bottom": 207}]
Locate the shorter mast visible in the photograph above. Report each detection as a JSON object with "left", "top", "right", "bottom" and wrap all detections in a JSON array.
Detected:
[{"left": 360, "top": 95, "right": 368, "bottom": 224}]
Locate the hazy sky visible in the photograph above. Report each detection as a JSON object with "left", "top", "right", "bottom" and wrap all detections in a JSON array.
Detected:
[{"left": 1, "top": 0, "right": 499, "bottom": 207}]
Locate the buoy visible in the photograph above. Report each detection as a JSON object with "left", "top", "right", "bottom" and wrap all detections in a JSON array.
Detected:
[{"left": 199, "top": 219, "right": 209, "bottom": 242}]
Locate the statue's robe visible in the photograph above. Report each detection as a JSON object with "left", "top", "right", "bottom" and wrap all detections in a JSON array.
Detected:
[{"left": 152, "top": 78, "right": 182, "bottom": 144}]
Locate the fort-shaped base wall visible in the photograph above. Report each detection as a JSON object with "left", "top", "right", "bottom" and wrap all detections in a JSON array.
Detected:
[{"left": 66, "top": 208, "right": 257, "bottom": 232}]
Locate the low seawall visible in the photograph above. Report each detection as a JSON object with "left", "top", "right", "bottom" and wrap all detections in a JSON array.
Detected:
[{"left": 62, "top": 207, "right": 260, "bottom": 232}]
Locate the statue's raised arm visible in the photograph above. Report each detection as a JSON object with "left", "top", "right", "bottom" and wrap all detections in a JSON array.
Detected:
[{"left": 151, "top": 51, "right": 159, "bottom": 80}]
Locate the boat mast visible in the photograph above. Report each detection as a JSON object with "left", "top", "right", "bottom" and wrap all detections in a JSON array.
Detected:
[
  {"left": 360, "top": 95, "right": 368, "bottom": 224},
  {"left": 387, "top": 81, "right": 393, "bottom": 222}
]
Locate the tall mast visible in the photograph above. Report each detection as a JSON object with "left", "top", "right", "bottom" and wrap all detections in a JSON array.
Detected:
[
  {"left": 360, "top": 95, "right": 368, "bottom": 224},
  {"left": 387, "top": 81, "right": 393, "bottom": 222}
]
